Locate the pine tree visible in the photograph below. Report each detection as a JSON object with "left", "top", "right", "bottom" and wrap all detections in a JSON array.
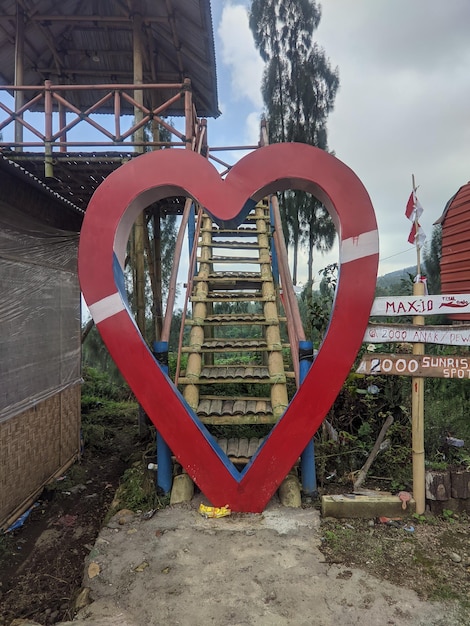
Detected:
[{"left": 250, "top": 0, "right": 339, "bottom": 286}]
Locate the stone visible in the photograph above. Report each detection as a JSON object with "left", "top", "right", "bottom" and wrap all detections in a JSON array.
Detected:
[
  {"left": 449, "top": 552, "right": 462, "bottom": 563},
  {"left": 278, "top": 474, "right": 301, "bottom": 508},
  {"left": 170, "top": 473, "right": 194, "bottom": 505},
  {"left": 73, "top": 587, "right": 92, "bottom": 612}
]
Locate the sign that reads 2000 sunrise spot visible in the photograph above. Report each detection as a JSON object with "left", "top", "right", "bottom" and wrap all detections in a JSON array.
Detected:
[{"left": 357, "top": 354, "right": 470, "bottom": 379}]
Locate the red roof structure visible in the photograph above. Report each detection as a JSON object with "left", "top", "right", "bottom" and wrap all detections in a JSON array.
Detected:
[{"left": 437, "top": 181, "right": 470, "bottom": 320}]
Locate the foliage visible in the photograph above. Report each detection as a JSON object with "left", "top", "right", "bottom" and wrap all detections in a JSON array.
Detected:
[
  {"left": 82, "top": 325, "right": 128, "bottom": 386},
  {"left": 423, "top": 224, "right": 442, "bottom": 294},
  {"left": 113, "top": 464, "right": 161, "bottom": 512},
  {"left": 424, "top": 367, "right": 470, "bottom": 466},
  {"left": 81, "top": 366, "right": 137, "bottom": 452},
  {"left": 82, "top": 365, "right": 131, "bottom": 402},
  {"left": 299, "top": 263, "right": 336, "bottom": 344},
  {"left": 314, "top": 373, "right": 412, "bottom": 488},
  {"left": 250, "top": 0, "right": 339, "bottom": 286},
  {"left": 375, "top": 266, "right": 417, "bottom": 296}
]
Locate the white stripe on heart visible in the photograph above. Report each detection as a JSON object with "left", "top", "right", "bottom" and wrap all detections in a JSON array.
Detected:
[
  {"left": 341, "top": 230, "right": 379, "bottom": 264},
  {"left": 89, "top": 292, "right": 125, "bottom": 324}
]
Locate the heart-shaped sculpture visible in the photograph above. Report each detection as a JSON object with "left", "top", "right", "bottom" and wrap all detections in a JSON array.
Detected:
[{"left": 78, "top": 143, "right": 378, "bottom": 512}]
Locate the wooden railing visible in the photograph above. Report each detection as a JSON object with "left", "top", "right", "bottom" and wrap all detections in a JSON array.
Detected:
[{"left": 0, "top": 78, "right": 199, "bottom": 153}]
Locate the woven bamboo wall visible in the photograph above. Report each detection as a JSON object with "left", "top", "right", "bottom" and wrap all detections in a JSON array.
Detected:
[{"left": 0, "top": 384, "right": 81, "bottom": 529}]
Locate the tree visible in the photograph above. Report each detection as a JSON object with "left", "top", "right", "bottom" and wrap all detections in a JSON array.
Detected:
[
  {"left": 423, "top": 224, "right": 442, "bottom": 294},
  {"left": 249, "top": 0, "right": 339, "bottom": 285}
]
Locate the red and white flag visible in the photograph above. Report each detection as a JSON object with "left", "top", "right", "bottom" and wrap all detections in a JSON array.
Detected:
[
  {"left": 407, "top": 221, "right": 426, "bottom": 248},
  {"left": 406, "top": 189, "right": 426, "bottom": 248},
  {"left": 405, "top": 191, "right": 423, "bottom": 222}
]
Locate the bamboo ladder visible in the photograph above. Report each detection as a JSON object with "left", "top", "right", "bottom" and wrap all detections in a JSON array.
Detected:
[{"left": 177, "top": 200, "right": 295, "bottom": 464}]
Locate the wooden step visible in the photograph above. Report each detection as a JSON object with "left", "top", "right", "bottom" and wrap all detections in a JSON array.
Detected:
[
  {"left": 186, "top": 313, "right": 285, "bottom": 326},
  {"left": 199, "top": 394, "right": 271, "bottom": 402},
  {"left": 204, "top": 313, "right": 286, "bottom": 324},
  {"left": 197, "top": 255, "right": 261, "bottom": 264},
  {"left": 197, "top": 397, "right": 275, "bottom": 425},
  {"left": 191, "top": 292, "right": 275, "bottom": 303},
  {"left": 202, "top": 228, "right": 258, "bottom": 237},
  {"left": 182, "top": 338, "right": 289, "bottom": 353},
  {"left": 199, "top": 241, "right": 260, "bottom": 250},
  {"left": 216, "top": 437, "right": 265, "bottom": 463},
  {"left": 244, "top": 214, "right": 270, "bottom": 222},
  {"left": 193, "top": 275, "right": 265, "bottom": 290},
  {"left": 178, "top": 364, "right": 289, "bottom": 385}
]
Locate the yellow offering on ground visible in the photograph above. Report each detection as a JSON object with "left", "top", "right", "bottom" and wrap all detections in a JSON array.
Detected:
[{"left": 198, "top": 503, "right": 231, "bottom": 518}]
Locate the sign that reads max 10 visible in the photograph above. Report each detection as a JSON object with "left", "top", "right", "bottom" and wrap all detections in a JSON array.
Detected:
[
  {"left": 371, "top": 294, "right": 470, "bottom": 317},
  {"left": 357, "top": 354, "right": 470, "bottom": 379}
]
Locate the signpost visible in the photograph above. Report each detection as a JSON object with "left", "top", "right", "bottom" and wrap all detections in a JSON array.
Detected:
[
  {"left": 364, "top": 323, "right": 470, "bottom": 346},
  {"left": 371, "top": 294, "right": 470, "bottom": 317},
  {"left": 357, "top": 353, "right": 470, "bottom": 379},
  {"left": 361, "top": 287, "right": 470, "bottom": 515}
]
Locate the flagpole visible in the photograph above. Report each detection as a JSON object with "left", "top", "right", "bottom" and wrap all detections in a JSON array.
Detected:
[{"left": 411, "top": 173, "right": 425, "bottom": 515}]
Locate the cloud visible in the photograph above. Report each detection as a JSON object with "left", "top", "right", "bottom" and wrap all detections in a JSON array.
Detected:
[
  {"left": 218, "top": 3, "right": 264, "bottom": 108},
  {"left": 210, "top": 1, "right": 470, "bottom": 278},
  {"left": 314, "top": 0, "right": 470, "bottom": 274},
  {"left": 245, "top": 111, "right": 262, "bottom": 144}
]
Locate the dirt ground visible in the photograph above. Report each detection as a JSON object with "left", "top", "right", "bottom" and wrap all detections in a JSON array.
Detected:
[{"left": 1, "top": 443, "right": 469, "bottom": 626}]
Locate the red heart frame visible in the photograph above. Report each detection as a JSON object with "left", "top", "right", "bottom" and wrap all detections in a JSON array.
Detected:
[{"left": 78, "top": 143, "right": 378, "bottom": 512}]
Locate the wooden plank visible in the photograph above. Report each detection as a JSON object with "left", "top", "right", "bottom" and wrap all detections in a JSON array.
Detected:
[
  {"left": 321, "top": 494, "right": 416, "bottom": 519},
  {"left": 364, "top": 322, "right": 470, "bottom": 346},
  {"left": 200, "top": 414, "right": 277, "bottom": 425},
  {"left": 357, "top": 353, "right": 470, "bottom": 378},
  {"left": 450, "top": 469, "right": 470, "bottom": 499},
  {"left": 371, "top": 294, "right": 470, "bottom": 317},
  {"left": 425, "top": 471, "right": 452, "bottom": 501}
]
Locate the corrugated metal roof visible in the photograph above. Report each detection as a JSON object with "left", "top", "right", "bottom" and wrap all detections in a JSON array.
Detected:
[
  {"left": 438, "top": 181, "right": 470, "bottom": 320},
  {"left": 0, "top": 0, "right": 219, "bottom": 117}
]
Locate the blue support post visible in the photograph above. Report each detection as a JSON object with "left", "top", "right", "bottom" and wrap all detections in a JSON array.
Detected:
[
  {"left": 187, "top": 202, "right": 196, "bottom": 276},
  {"left": 299, "top": 340, "right": 317, "bottom": 497},
  {"left": 269, "top": 201, "right": 280, "bottom": 286},
  {"left": 153, "top": 341, "right": 173, "bottom": 494}
]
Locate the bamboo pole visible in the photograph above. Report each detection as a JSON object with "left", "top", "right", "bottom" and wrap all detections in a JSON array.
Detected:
[
  {"left": 132, "top": 9, "right": 146, "bottom": 339},
  {"left": 412, "top": 279, "right": 425, "bottom": 513},
  {"left": 411, "top": 174, "right": 426, "bottom": 514},
  {"left": 161, "top": 198, "right": 194, "bottom": 343},
  {"left": 14, "top": 4, "right": 24, "bottom": 150},
  {"left": 354, "top": 414, "right": 394, "bottom": 490},
  {"left": 44, "top": 80, "right": 53, "bottom": 178}
]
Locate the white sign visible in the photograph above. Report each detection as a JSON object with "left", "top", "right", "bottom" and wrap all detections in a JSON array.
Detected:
[
  {"left": 371, "top": 294, "right": 470, "bottom": 317},
  {"left": 364, "top": 323, "right": 470, "bottom": 346},
  {"left": 357, "top": 354, "right": 470, "bottom": 379}
]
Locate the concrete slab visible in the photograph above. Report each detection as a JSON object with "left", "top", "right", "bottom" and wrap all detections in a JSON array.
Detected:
[
  {"left": 50, "top": 494, "right": 463, "bottom": 626},
  {"left": 321, "top": 493, "right": 416, "bottom": 518}
]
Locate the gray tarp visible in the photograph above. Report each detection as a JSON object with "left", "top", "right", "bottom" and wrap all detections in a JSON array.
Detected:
[{"left": 0, "top": 203, "right": 81, "bottom": 422}]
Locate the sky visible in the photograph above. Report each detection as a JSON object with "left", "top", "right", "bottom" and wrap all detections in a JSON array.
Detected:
[{"left": 206, "top": 0, "right": 470, "bottom": 282}]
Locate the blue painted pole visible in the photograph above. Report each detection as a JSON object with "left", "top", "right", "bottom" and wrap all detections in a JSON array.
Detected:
[
  {"left": 153, "top": 341, "right": 173, "bottom": 494},
  {"left": 269, "top": 201, "right": 280, "bottom": 286},
  {"left": 187, "top": 202, "right": 196, "bottom": 276},
  {"left": 299, "top": 340, "right": 317, "bottom": 496}
]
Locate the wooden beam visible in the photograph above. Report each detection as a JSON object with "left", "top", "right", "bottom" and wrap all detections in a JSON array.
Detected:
[
  {"left": 371, "top": 293, "right": 470, "bottom": 317},
  {"left": 357, "top": 353, "right": 470, "bottom": 378},
  {"left": 365, "top": 322, "right": 470, "bottom": 346}
]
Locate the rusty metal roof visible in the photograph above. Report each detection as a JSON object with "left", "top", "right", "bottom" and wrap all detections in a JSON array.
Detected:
[
  {"left": 438, "top": 181, "right": 470, "bottom": 320},
  {"left": 0, "top": 150, "right": 188, "bottom": 219},
  {"left": 0, "top": 0, "right": 219, "bottom": 117}
]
